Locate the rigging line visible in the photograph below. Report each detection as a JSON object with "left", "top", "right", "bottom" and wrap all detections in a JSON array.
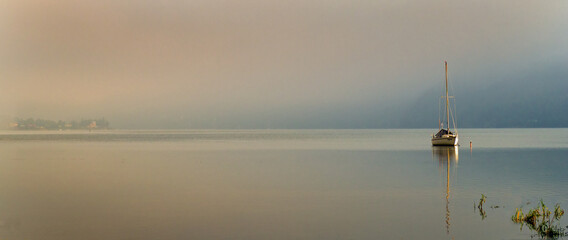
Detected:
[
  {"left": 447, "top": 66, "right": 458, "bottom": 133},
  {"left": 438, "top": 96, "right": 442, "bottom": 129},
  {"left": 453, "top": 98, "right": 458, "bottom": 134},
  {"left": 449, "top": 99, "right": 458, "bottom": 134},
  {"left": 439, "top": 70, "right": 446, "bottom": 129},
  {"left": 449, "top": 77, "right": 456, "bottom": 100},
  {"left": 447, "top": 63, "right": 456, "bottom": 101}
]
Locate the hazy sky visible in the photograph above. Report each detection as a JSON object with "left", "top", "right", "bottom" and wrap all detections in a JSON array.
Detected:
[{"left": 1, "top": 0, "right": 567, "bottom": 128}]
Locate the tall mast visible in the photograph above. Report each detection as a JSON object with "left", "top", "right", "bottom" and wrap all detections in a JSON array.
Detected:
[{"left": 445, "top": 61, "right": 449, "bottom": 132}]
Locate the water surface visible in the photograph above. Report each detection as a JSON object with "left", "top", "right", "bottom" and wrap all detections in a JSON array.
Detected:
[{"left": 0, "top": 129, "right": 567, "bottom": 240}]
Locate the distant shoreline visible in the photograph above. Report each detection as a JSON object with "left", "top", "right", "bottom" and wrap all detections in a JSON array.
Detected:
[{"left": 9, "top": 117, "right": 110, "bottom": 131}]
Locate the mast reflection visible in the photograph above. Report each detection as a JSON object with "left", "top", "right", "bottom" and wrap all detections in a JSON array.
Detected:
[{"left": 432, "top": 146, "right": 458, "bottom": 235}]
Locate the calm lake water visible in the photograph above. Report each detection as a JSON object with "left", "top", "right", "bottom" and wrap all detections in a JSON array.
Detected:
[{"left": 0, "top": 129, "right": 567, "bottom": 240}]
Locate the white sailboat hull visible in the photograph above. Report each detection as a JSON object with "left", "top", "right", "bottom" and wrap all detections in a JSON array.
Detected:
[{"left": 431, "top": 134, "right": 458, "bottom": 146}]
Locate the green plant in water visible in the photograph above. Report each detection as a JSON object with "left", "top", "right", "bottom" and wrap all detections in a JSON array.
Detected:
[
  {"left": 477, "top": 194, "right": 487, "bottom": 220},
  {"left": 478, "top": 194, "right": 486, "bottom": 209},
  {"left": 512, "top": 208, "right": 524, "bottom": 223},
  {"left": 511, "top": 200, "right": 567, "bottom": 239},
  {"left": 554, "top": 204, "right": 564, "bottom": 220}
]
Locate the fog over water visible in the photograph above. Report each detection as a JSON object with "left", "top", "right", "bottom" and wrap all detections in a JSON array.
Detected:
[{"left": 1, "top": 0, "right": 567, "bottom": 129}]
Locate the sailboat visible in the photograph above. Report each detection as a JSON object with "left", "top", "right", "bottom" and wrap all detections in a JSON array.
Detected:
[{"left": 432, "top": 61, "right": 458, "bottom": 146}]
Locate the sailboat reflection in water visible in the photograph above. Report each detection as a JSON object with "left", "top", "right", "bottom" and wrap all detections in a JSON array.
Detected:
[{"left": 432, "top": 146, "right": 458, "bottom": 235}]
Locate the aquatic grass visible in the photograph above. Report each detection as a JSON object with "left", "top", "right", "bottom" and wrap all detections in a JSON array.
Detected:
[
  {"left": 475, "top": 194, "right": 487, "bottom": 220},
  {"left": 554, "top": 204, "right": 564, "bottom": 221},
  {"left": 511, "top": 200, "right": 567, "bottom": 239},
  {"left": 476, "top": 195, "right": 566, "bottom": 238},
  {"left": 478, "top": 194, "right": 486, "bottom": 209},
  {"left": 512, "top": 208, "right": 524, "bottom": 223}
]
